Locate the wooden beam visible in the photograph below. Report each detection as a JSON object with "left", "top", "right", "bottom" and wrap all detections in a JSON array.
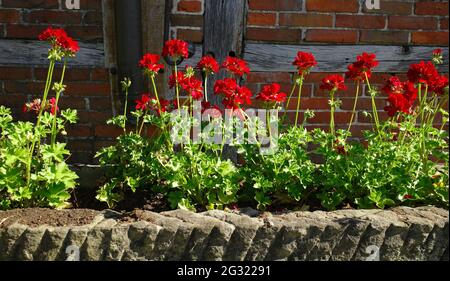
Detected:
[
  {"left": 0, "top": 40, "right": 105, "bottom": 67},
  {"left": 244, "top": 43, "right": 449, "bottom": 73},
  {"left": 141, "top": 0, "right": 167, "bottom": 95}
]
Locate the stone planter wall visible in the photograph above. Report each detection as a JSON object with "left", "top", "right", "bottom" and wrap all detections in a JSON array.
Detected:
[{"left": 0, "top": 207, "right": 448, "bottom": 261}]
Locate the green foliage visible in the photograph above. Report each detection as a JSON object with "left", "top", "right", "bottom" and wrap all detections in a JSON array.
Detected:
[{"left": 0, "top": 106, "right": 78, "bottom": 209}]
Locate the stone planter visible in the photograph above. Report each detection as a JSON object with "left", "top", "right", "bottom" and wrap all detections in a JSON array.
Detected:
[{"left": 0, "top": 206, "right": 448, "bottom": 261}]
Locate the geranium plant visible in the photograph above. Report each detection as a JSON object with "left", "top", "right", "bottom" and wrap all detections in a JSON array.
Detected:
[{"left": 0, "top": 27, "right": 79, "bottom": 209}]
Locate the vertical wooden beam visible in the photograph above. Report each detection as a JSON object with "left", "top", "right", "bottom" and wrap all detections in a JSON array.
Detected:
[
  {"left": 141, "top": 0, "right": 168, "bottom": 96},
  {"left": 102, "top": 0, "right": 120, "bottom": 115},
  {"left": 203, "top": 0, "right": 247, "bottom": 106},
  {"left": 204, "top": 0, "right": 247, "bottom": 161}
]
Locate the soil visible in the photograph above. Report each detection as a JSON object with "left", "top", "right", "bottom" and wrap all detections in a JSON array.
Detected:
[
  {"left": 0, "top": 208, "right": 99, "bottom": 228},
  {"left": 71, "top": 187, "right": 171, "bottom": 213}
]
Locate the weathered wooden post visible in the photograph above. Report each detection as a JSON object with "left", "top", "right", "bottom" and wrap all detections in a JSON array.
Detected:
[{"left": 204, "top": 0, "right": 247, "bottom": 161}]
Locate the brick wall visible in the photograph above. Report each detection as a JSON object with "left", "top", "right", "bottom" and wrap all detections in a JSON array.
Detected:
[{"left": 0, "top": 0, "right": 448, "bottom": 165}]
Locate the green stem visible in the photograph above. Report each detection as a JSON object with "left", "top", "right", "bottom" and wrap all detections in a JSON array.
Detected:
[
  {"left": 283, "top": 82, "right": 297, "bottom": 121},
  {"left": 122, "top": 87, "right": 129, "bottom": 133},
  {"left": 346, "top": 81, "right": 360, "bottom": 135},
  {"left": 26, "top": 59, "right": 56, "bottom": 187},
  {"left": 294, "top": 75, "right": 304, "bottom": 127},
  {"left": 204, "top": 75, "right": 209, "bottom": 102},
  {"left": 174, "top": 64, "right": 181, "bottom": 115},
  {"left": 330, "top": 90, "right": 336, "bottom": 137},
  {"left": 138, "top": 110, "right": 148, "bottom": 135},
  {"left": 51, "top": 59, "right": 67, "bottom": 147},
  {"left": 365, "top": 72, "right": 379, "bottom": 133},
  {"left": 151, "top": 76, "right": 161, "bottom": 111}
]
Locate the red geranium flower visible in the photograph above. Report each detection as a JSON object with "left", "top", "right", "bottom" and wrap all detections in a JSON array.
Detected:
[
  {"left": 404, "top": 194, "right": 413, "bottom": 200},
  {"left": 433, "top": 48, "right": 442, "bottom": 56},
  {"left": 162, "top": 39, "right": 189, "bottom": 60},
  {"left": 345, "top": 52, "right": 379, "bottom": 81},
  {"left": 23, "top": 99, "right": 42, "bottom": 114},
  {"left": 222, "top": 57, "right": 250, "bottom": 77},
  {"left": 256, "top": 83, "right": 287, "bottom": 104},
  {"left": 407, "top": 61, "right": 439, "bottom": 85},
  {"left": 39, "top": 27, "right": 79, "bottom": 54},
  {"left": 168, "top": 71, "right": 186, "bottom": 89},
  {"left": 430, "top": 75, "right": 449, "bottom": 95},
  {"left": 214, "top": 78, "right": 252, "bottom": 109},
  {"left": 181, "top": 77, "right": 204, "bottom": 100},
  {"left": 320, "top": 74, "right": 347, "bottom": 92},
  {"left": 139, "top": 53, "right": 164, "bottom": 75},
  {"left": 49, "top": 97, "right": 58, "bottom": 115},
  {"left": 197, "top": 55, "right": 219, "bottom": 75},
  {"left": 135, "top": 94, "right": 152, "bottom": 111},
  {"left": 292, "top": 51, "right": 317, "bottom": 75},
  {"left": 383, "top": 76, "right": 418, "bottom": 117}
]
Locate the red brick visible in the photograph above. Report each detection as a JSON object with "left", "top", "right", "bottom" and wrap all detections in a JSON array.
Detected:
[
  {"left": 66, "top": 140, "right": 94, "bottom": 151},
  {"left": 58, "top": 97, "right": 86, "bottom": 110},
  {"left": 362, "top": 1, "right": 412, "bottom": 15},
  {"left": 83, "top": 12, "right": 103, "bottom": 25},
  {"left": 279, "top": 13, "right": 333, "bottom": 27},
  {"left": 177, "top": 0, "right": 202, "bottom": 13},
  {"left": 388, "top": 16, "right": 437, "bottom": 30},
  {"left": 336, "top": 15, "right": 386, "bottom": 29},
  {"left": 248, "top": 12, "right": 277, "bottom": 26},
  {"left": 177, "top": 28, "right": 203, "bottom": 43},
  {"left": 24, "top": 11, "right": 82, "bottom": 24},
  {"left": 308, "top": 112, "right": 354, "bottom": 124},
  {"left": 249, "top": 0, "right": 303, "bottom": 11},
  {"left": 306, "top": 30, "right": 358, "bottom": 43},
  {"left": 247, "top": 72, "right": 292, "bottom": 83},
  {"left": 34, "top": 68, "right": 91, "bottom": 81},
  {"left": 170, "top": 14, "right": 203, "bottom": 27},
  {"left": 78, "top": 111, "right": 112, "bottom": 124},
  {"left": 306, "top": 0, "right": 359, "bottom": 12},
  {"left": 66, "top": 26, "right": 103, "bottom": 41},
  {"left": 360, "top": 30, "right": 409, "bottom": 44},
  {"left": 6, "top": 25, "right": 43, "bottom": 39},
  {"left": 89, "top": 97, "right": 112, "bottom": 110},
  {"left": 4, "top": 81, "right": 45, "bottom": 94},
  {"left": 314, "top": 84, "right": 359, "bottom": 98},
  {"left": 411, "top": 31, "right": 449, "bottom": 45},
  {"left": 440, "top": 18, "right": 449, "bottom": 30},
  {"left": 2, "top": 0, "right": 58, "bottom": 8},
  {"left": 95, "top": 125, "right": 123, "bottom": 138},
  {"left": 79, "top": 0, "right": 102, "bottom": 11},
  {"left": 286, "top": 98, "right": 330, "bottom": 110},
  {"left": 0, "top": 67, "right": 32, "bottom": 80},
  {"left": 91, "top": 69, "right": 109, "bottom": 81},
  {"left": 415, "top": 2, "right": 449, "bottom": 16},
  {"left": 65, "top": 82, "right": 111, "bottom": 96},
  {"left": 66, "top": 125, "right": 93, "bottom": 137},
  {"left": 247, "top": 28, "right": 301, "bottom": 43},
  {"left": 340, "top": 98, "right": 385, "bottom": 111},
  {"left": 0, "top": 9, "right": 21, "bottom": 24}
]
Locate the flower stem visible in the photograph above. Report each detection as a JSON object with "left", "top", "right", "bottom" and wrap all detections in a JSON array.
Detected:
[
  {"left": 330, "top": 90, "right": 336, "bottom": 137},
  {"left": 204, "top": 75, "right": 209, "bottom": 103},
  {"left": 294, "top": 75, "right": 304, "bottom": 127},
  {"left": 365, "top": 72, "right": 379, "bottom": 133},
  {"left": 151, "top": 76, "right": 161, "bottom": 111},
  {"left": 174, "top": 64, "right": 181, "bottom": 115},
  {"left": 51, "top": 59, "right": 67, "bottom": 147},
  {"left": 26, "top": 58, "right": 56, "bottom": 187},
  {"left": 346, "top": 81, "right": 360, "bottom": 136}
]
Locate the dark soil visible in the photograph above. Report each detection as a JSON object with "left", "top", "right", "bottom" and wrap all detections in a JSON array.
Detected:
[
  {"left": 0, "top": 208, "right": 99, "bottom": 228},
  {"left": 71, "top": 187, "right": 171, "bottom": 213}
]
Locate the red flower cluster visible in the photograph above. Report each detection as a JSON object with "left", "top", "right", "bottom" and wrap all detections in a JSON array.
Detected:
[
  {"left": 197, "top": 55, "right": 219, "bottom": 74},
  {"left": 320, "top": 74, "right": 347, "bottom": 92},
  {"left": 139, "top": 53, "right": 164, "bottom": 75},
  {"left": 169, "top": 70, "right": 204, "bottom": 100},
  {"left": 407, "top": 61, "right": 439, "bottom": 85},
  {"left": 135, "top": 94, "right": 172, "bottom": 115},
  {"left": 345, "top": 52, "right": 379, "bottom": 81},
  {"left": 430, "top": 75, "right": 449, "bottom": 95},
  {"left": 214, "top": 78, "right": 252, "bottom": 109},
  {"left": 222, "top": 57, "right": 250, "bottom": 77},
  {"left": 292, "top": 52, "right": 317, "bottom": 75},
  {"left": 23, "top": 98, "right": 58, "bottom": 115},
  {"left": 49, "top": 97, "right": 58, "bottom": 115},
  {"left": 383, "top": 76, "right": 418, "bottom": 117},
  {"left": 256, "top": 83, "right": 287, "bottom": 104},
  {"left": 38, "top": 27, "right": 79, "bottom": 54},
  {"left": 162, "top": 39, "right": 189, "bottom": 60}
]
